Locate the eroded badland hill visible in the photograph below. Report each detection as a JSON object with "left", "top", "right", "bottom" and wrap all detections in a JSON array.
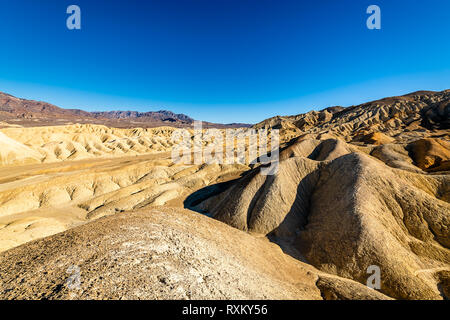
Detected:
[{"left": 0, "top": 90, "right": 449, "bottom": 299}]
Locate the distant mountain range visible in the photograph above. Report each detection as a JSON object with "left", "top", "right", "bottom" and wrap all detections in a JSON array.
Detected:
[
  {"left": 91, "top": 110, "right": 194, "bottom": 123},
  {"left": 0, "top": 91, "right": 250, "bottom": 128}
]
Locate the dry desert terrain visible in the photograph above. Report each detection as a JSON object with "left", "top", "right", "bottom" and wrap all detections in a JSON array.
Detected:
[{"left": 0, "top": 90, "right": 449, "bottom": 300}]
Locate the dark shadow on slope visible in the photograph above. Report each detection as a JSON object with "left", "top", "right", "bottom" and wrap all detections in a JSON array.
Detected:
[
  {"left": 246, "top": 174, "right": 275, "bottom": 229},
  {"left": 183, "top": 179, "right": 238, "bottom": 215},
  {"left": 265, "top": 169, "right": 320, "bottom": 264},
  {"left": 183, "top": 169, "right": 252, "bottom": 215},
  {"left": 183, "top": 157, "right": 321, "bottom": 265}
]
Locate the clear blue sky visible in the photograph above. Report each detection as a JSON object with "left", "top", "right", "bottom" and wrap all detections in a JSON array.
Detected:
[{"left": 0, "top": 0, "right": 449, "bottom": 124}]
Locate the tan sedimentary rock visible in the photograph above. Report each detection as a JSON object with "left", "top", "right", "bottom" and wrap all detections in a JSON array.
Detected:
[
  {"left": 198, "top": 153, "right": 450, "bottom": 299},
  {"left": 0, "top": 89, "right": 449, "bottom": 300},
  {"left": 0, "top": 208, "right": 390, "bottom": 300}
]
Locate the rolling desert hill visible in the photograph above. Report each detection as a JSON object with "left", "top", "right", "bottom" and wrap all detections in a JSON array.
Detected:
[
  {"left": 0, "top": 89, "right": 449, "bottom": 300},
  {"left": 196, "top": 150, "right": 449, "bottom": 299},
  {"left": 0, "top": 207, "right": 390, "bottom": 300}
]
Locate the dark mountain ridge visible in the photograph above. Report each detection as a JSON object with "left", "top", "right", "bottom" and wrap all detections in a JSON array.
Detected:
[{"left": 0, "top": 91, "right": 250, "bottom": 128}]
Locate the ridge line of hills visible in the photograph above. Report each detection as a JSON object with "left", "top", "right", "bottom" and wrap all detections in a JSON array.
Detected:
[
  {"left": 0, "top": 91, "right": 250, "bottom": 129},
  {"left": 2, "top": 89, "right": 449, "bottom": 130},
  {"left": 0, "top": 88, "right": 448, "bottom": 300},
  {"left": 254, "top": 89, "right": 449, "bottom": 128}
]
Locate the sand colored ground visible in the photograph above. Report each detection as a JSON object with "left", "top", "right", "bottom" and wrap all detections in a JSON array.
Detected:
[
  {"left": 0, "top": 124, "right": 180, "bottom": 164},
  {"left": 0, "top": 207, "right": 390, "bottom": 300},
  {"left": 0, "top": 151, "right": 248, "bottom": 252},
  {"left": 198, "top": 149, "right": 449, "bottom": 299},
  {"left": 0, "top": 89, "right": 449, "bottom": 300}
]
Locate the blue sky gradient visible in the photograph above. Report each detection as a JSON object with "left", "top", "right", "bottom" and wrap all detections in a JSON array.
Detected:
[{"left": 0, "top": 0, "right": 449, "bottom": 123}]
